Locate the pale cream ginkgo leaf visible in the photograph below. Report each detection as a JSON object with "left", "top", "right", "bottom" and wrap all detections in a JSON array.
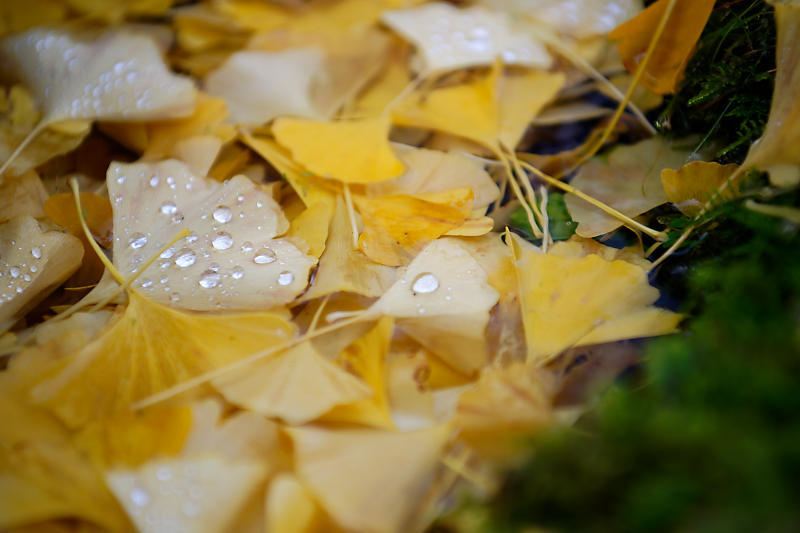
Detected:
[
  {"left": 106, "top": 455, "right": 268, "bottom": 533},
  {"left": 482, "top": 0, "right": 643, "bottom": 39},
  {"left": 108, "top": 159, "right": 315, "bottom": 310},
  {"left": 0, "top": 216, "right": 83, "bottom": 331},
  {"left": 204, "top": 48, "right": 326, "bottom": 125},
  {"left": 1, "top": 27, "right": 196, "bottom": 124},
  {"left": 381, "top": 2, "right": 551, "bottom": 74},
  {"left": 369, "top": 238, "right": 499, "bottom": 374}
]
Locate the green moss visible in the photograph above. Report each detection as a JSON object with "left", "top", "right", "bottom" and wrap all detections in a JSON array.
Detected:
[
  {"left": 470, "top": 192, "right": 800, "bottom": 533},
  {"left": 656, "top": 1, "right": 776, "bottom": 164}
]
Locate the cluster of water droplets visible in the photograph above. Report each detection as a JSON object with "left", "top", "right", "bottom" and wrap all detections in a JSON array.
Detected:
[{"left": 0, "top": 242, "right": 46, "bottom": 303}]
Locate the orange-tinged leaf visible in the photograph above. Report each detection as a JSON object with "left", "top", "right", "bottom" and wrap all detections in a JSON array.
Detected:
[
  {"left": 28, "top": 291, "right": 296, "bottom": 428},
  {"left": 273, "top": 116, "right": 405, "bottom": 184},
  {"left": 354, "top": 188, "right": 474, "bottom": 266},
  {"left": 609, "top": 0, "right": 715, "bottom": 95},
  {"left": 45, "top": 192, "right": 113, "bottom": 247},
  {"left": 661, "top": 161, "right": 739, "bottom": 215}
]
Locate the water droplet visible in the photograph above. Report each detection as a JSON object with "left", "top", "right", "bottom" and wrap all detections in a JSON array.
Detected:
[
  {"left": 31, "top": 246, "right": 42, "bottom": 259},
  {"left": 213, "top": 205, "right": 232, "bottom": 224},
  {"left": 182, "top": 501, "right": 201, "bottom": 517},
  {"left": 256, "top": 201, "right": 263, "bottom": 208},
  {"left": 29, "top": 265, "right": 38, "bottom": 273},
  {"left": 140, "top": 279, "right": 153, "bottom": 288},
  {"left": 186, "top": 234, "right": 198, "bottom": 244},
  {"left": 170, "top": 292, "right": 181, "bottom": 303},
  {"left": 174, "top": 249, "right": 196, "bottom": 268},
  {"left": 129, "top": 233, "right": 148, "bottom": 249},
  {"left": 236, "top": 194, "right": 245, "bottom": 204},
  {"left": 212, "top": 232, "right": 233, "bottom": 250},
  {"left": 23, "top": 274, "right": 31, "bottom": 282},
  {"left": 155, "top": 466, "right": 172, "bottom": 482},
  {"left": 231, "top": 266, "right": 245, "bottom": 280},
  {"left": 130, "top": 487, "right": 150, "bottom": 507},
  {"left": 241, "top": 241, "right": 254, "bottom": 253},
  {"left": 160, "top": 201, "right": 177, "bottom": 215},
  {"left": 9, "top": 266, "right": 21, "bottom": 278},
  {"left": 149, "top": 176, "right": 160, "bottom": 187},
  {"left": 172, "top": 212, "right": 184, "bottom": 223},
  {"left": 412, "top": 273, "right": 439, "bottom": 294},
  {"left": 198, "top": 269, "right": 220, "bottom": 289},
  {"left": 418, "top": 306, "right": 426, "bottom": 314},
  {"left": 253, "top": 248, "right": 276, "bottom": 264},
  {"left": 277, "top": 271, "right": 294, "bottom": 286}
]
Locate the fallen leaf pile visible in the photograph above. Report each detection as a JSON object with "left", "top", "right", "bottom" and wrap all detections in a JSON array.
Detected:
[{"left": 0, "top": 1, "right": 792, "bottom": 532}]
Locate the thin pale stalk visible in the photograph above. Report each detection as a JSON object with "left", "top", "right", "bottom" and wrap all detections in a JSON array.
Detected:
[
  {"left": 493, "top": 146, "right": 543, "bottom": 238},
  {"left": 343, "top": 184, "right": 360, "bottom": 249},
  {"left": 519, "top": 160, "right": 667, "bottom": 241},
  {"left": 0, "top": 121, "right": 46, "bottom": 179},
  {"left": 570, "top": 0, "right": 679, "bottom": 172}
]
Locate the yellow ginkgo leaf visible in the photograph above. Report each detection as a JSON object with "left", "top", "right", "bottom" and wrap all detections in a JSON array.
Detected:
[
  {"left": 661, "top": 161, "right": 739, "bottom": 215},
  {"left": 347, "top": 45, "right": 413, "bottom": 119},
  {"left": 455, "top": 363, "right": 555, "bottom": 458},
  {"left": 609, "top": 0, "right": 715, "bottom": 95},
  {"left": 241, "top": 133, "right": 337, "bottom": 211},
  {"left": 369, "top": 239, "right": 499, "bottom": 374},
  {"left": 106, "top": 454, "right": 268, "bottom": 533},
  {"left": 366, "top": 144, "right": 500, "bottom": 211},
  {"left": 0, "top": 372, "right": 131, "bottom": 532},
  {"left": 393, "top": 64, "right": 565, "bottom": 151},
  {"left": 0, "top": 216, "right": 84, "bottom": 331},
  {"left": 511, "top": 235, "right": 681, "bottom": 363},
  {"left": 0, "top": 86, "right": 90, "bottom": 177},
  {"left": 73, "top": 407, "right": 193, "bottom": 469},
  {"left": 288, "top": 425, "right": 449, "bottom": 533},
  {"left": 302, "top": 196, "right": 396, "bottom": 300},
  {"left": 741, "top": 2, "right": 800, "bottom": 187},
  {"left": 322, "top": 316, "right": 395, "bottom": 429},
  {"left": 108, "top": 159, "right": 315, "bottom": 311},
  {"left": 265, "top": 473, "right": 330, "bottom": 533},
  {"left": 212, "top": 341, "right": 372, "bottom": 425},
  {"left": 0, "top": 169, "right": 48, "bottom": 223},
  {"left": 286, "top": 200, "right": 334, "bottom": 259},
  {"left": 564, "top": 137, "right": 692, "bottom": 237},
  {"left": 272, "top": 116, "right": 405, "bottom": 184},
  {"left": 382, "top": 2, "right": 551, "bottom": 74},
  {"left": 354, "top": 188, "right": 474, "bottom": 266},
  {"left": 28, "top": 290, "right": 296, "bottom": 428}
]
